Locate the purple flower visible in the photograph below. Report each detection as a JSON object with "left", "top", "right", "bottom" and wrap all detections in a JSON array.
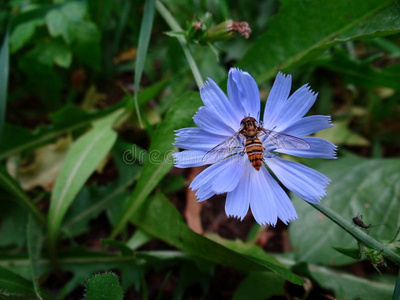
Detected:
[{"left": 173, "top": 68, "right": 336, "bottom": 226}]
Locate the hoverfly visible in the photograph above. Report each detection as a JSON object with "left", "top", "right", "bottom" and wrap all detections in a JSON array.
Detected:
[{"left": 203, "top": 116, "right": 310, "bottom": 170}]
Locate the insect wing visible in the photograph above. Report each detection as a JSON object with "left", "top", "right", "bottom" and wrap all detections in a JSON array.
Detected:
[
  {"left": 260, "top": 128, "right": 310, "bottom": 150},
  {"left": 203, "top": 135, "right": 243, "bottom": 164}
]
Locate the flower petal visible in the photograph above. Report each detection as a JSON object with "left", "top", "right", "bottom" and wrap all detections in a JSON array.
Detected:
[
  {"left": 228, "top": 70, "right": 246, "bottom": 121},
  {"left": 228, "top": 68, "right": 260, "bottom": 121},
  {"left": 281, "top": 115, "right": 333, "bottom": 136},
  {"left": 193, "top": 106, "right": 236, "bottom": 136},
  {"left": 212, "top": 155, "right": 245, "bottom": 193},
  {"left": 190, "top": 156, "right": 244, "bottom": 199},
  {"left": 263, "top": 72, "right": 292, "bottom": 129},
  {"left": 174, "top": 128, "right": 226, "bottom": 151},
  {"left": 266, "top": 157, "right": 330, "bottom": 203},
  {"left": 248, "top": 165, "right": 278, "bottom": 226},
  {"left": 200, "top": 79, "right": 239, "bottom": 130},
  {"left": 274, "top": 137, "right": 337, "bottom": 159},
  {"left": 261, "top": 168, "right": 297, "bottom": 224},
  {"left": 268, "top": 84, "right": 318, "bottom": 131},
  {"left": 225, "top": 163, "right": 251, "bottom": 220},
  {"left": 173, "top": 150, "right": 206, "bottom": 168},
  {"left": 196, "top": 182, "right": 214, "bottom": 202}
]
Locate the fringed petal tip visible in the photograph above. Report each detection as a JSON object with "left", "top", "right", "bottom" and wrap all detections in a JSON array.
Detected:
[
  {"left": 254, "top": 218, "right": 278, "bottom": 227},
  {"left": 226, "top": 213, "right": 246, "bottom": 221},
  {"left": 275, "top": 71, "right": 292, "bottom": 82},
  {"left": 280, "top": 215, "right": 298, "bottom": 226},
  {"left": 229, "top": 67, "right": 243, "bottom": 74},
  {"left": 201, "top": 77, "right": 216, "bottom": 89},
  {"left": 301, "top": 183, "right": 329, "bottom": 204},
  {"left": 332, "top": 145, "right": 338, "bottom": 159},
  {"left": 301, "top": 83, "right": 317, "bottom": 96}
]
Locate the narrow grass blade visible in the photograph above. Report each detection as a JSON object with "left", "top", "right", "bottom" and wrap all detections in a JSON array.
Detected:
[
  {"left": 132, "top": 0, "right": 155, "bottom": 127},
  {"left": 393, "top": 269, "right": 400, "bottom": 300},
  {"left": 112, "top": 0, "right": 132, "bottom": 55},
  {"left": 27, "top": 215, "right": 44, "bottom": 299},
  {"left": 0, "top": 166, "right": 46, "bottom": 226},
  {"left": 0, "top": 30, "right": 9, "bottom": 146}
]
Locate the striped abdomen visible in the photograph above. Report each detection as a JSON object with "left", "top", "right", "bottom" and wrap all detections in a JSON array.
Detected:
[{"left": 245, "top": 137, "right": 263, "bottom": 171}]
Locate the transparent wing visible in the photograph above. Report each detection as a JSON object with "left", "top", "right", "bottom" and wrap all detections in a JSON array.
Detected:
[
  {"left": 203, "top": 134, "right": 243, "bottom": 164},
  {"left": 260, "top": 128, "right": 310, "bottom": 150}
]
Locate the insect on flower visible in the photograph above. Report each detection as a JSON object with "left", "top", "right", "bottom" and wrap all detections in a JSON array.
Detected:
[
  {"left": 173, "top": 68, "right": 337, "bottom": 226},
  {"left": 203, "top": 116, "right": 310, "bottom": 171}
]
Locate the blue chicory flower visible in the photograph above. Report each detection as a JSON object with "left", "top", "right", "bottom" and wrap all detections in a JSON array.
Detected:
[{"left": 173, "top": 68, "right": 336, "bottom": 226}]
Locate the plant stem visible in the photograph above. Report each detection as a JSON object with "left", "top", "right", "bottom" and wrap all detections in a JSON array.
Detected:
[
  {"left": 155, "top": 0, "right": 203, "bottom": 89},
  {"left": 310, "top": 202, "right": 400, "bottom": 266}
]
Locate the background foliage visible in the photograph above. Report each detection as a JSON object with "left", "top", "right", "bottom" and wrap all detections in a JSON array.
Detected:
[{"left": 0, "top": 0, "right": 399, "bottom": 299}]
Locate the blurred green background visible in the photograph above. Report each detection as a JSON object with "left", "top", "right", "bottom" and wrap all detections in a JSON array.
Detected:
[{"left": 0, "top": 0, "right": 399, "bottom": 299}]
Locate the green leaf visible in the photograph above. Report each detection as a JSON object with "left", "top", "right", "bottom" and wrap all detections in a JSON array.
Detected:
[
  {"left": 87, "top": 0, "right": 114, "bottom": 29},
  {"left": 61, "top": 2, "right": 86, "bottom": 22},
  {"left": 173, "top": 262, "right": 212, "bottom": 299},
  {"left": 238, "top": 0, "right": 397, "bottom": 82},
  {"left": 27, "top": 215, "right": 43, "bottom": 299},
  {"left": 27, "top": 40, "right": 72, "bottom": 68},
  {"left": 86, "top": 273, "right": 123, "bottom": 300},
  {"left": 280, "top": 256, "right": 395, "bottom": 300},
  {"left": 233, "top": 272, "right": 284, "bottom": 300},
  {"left": 10, "top": 21, "right": 37, "bottom": 52},
  {"left": 339, "top": 3, "right": 400, "bottom": 40},
  {"left": 126, "top": 230, "right": 153, "bottom": 251},
  {"left": 46, "top": 9, "right": 70, "bottom": 43},
  {"left": 0, "top": 30, "right": 9, "bottom": 146},
  {"left": 132, "top": 193, "right": 304, "bottom": 284},
  {"left": 290, "top": 157, "right": 400, "bottom": 266},
  {"left": 314, "top": 50, "right": 400, "bottom": 91},
  {"left": 137, "top": 78, "right": 168, "bottom": 106},
  {"left": 0, "top": 200, "right": 28, "bottom": 248},
  {"left": 101, "top": 239, "right": 133, "bottom": 256},
  {"left": 0, "top": 265, "right": 37, "bottom": 298},
  {"left": 0, "top": 264, "right": 54, "bottom": 299},
  {"left": 48, "top": 112, "right": 120, "bottom": 256},
  {"left": 0, "top": 248, "right": 185, "bottom": 298},
  {"left": 0, "top": 166, "right": 46, "bottom": 226},
  {"left": 18, "top": 55, "right": 63, "bottom": 110},
  {"left": 333, "top": 247, "right": 362, "bottom": 259},
  {"left": 62, "top": 139, "right": 141, "bottom": 237},
  {"left": 48, "top": 41, "right": 72, "bottom": 68},
  {"left": 11, "top": 2, "right": 65, "bottom": 31},
  {"left": 71, "top": 21, "right": 101, "bottom": 70},
  {"left": 45, "top": 2, "right": 87, "bottom": 45},
  {"left": 111, "top": 91, "right": 202, "bottom": 237},
  {"left": 132, "top": 0, "right": 155, "bottom": 126},
  {"left": 0, "top": 104, "right": 123, "bottom": 160},
  {"left": 63, "top": 173, "right": 139, "bottom": 237}
]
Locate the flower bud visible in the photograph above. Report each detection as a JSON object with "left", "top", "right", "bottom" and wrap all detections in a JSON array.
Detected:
[{"left": 202, "top": 20, "right": 251, "bottom": 43}]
